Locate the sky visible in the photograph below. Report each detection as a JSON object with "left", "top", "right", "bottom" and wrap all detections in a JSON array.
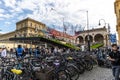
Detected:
[{"left": 0, "top": 0, "right": 117, "bottom": 35}]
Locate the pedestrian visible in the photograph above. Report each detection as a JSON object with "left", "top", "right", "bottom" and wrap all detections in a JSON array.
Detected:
[
  {"left": 53, "top": 47, "right": 58, "bottom": 56},
  {"left": 9, "top": 48, "right": 14, "bottom": 57},
  {"left": 108, "top": 44, "right": 120, "bottom": 80},
  {"left": 16, "top": 45, "right": 24, "bottom": 58},
  {"left": 1, "top": 47, "right": 7, "bottom": 58},
  {"left": 29, "top": 48, "right": 33, "bottom": 57},
  {"left": 0, "top": 47, "right": 2, "bottom": 57},
  {"left": 24, "top": 47, "right": 28, "bottom": 57},
  {"left": 34, "top": 47, "right": 40, "bottom": 58}
]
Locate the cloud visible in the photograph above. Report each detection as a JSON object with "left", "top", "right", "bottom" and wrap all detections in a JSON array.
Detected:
[
  {"left": 4, "top": 22, "right": 11, "bottom": 26},
  {"left": 3, "top": 0, "right": 17, "bottom": 8},
  {"left": 9, "top": 7, "right": 23, "bottom": 13},
  {"left": 0, "top": 1, "right": 2, "bottom": 4},
  {"left": 0, "top": 9, "right": 5, "bottom": 13},
  {"left": 0, "top": 18, "right": 4, "bottom": 21},
  {"left": 0, "top": 0, "right": 117, "bottom": 34},
  {"left": 17, "top": 0, "right": 37, "bottom": 11},
  {"left": 0, "top": 13, "right": 13, "bottom": 18}
]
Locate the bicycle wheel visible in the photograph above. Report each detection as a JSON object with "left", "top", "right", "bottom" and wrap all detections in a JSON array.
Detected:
[
  {"left": 50, "top": 70, "right": 70, "bottom": 80},
  {"left": 67, "top": 64, "right": 79, "bottom": 80},
  {"left": 58, "top": 70, "right": 70, "bottom": 80},
  {"left": 2, "top": 75, "right": 8, "bottom": 80},
  {"left": 77, "top": 64, "right": 85, "bottom": 74},
  {"left": 91, "top": 58, "right": 98, "bottom": 66},
  {"left": 85, "top": 60, "right": 93, "bottom": 71},
  {"left": 2, "top": 74, "right": 12, "bottom": 80},
  {"left": 1, "top": 69, "right": 12, "bottom": 80}
]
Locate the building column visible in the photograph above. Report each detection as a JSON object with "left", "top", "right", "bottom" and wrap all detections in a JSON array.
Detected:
[
  {"left": 83, "top": 37, "right": 85, "bottom": 44},
  {"left": 104, "top": 39, "right": 106, "bottom": 47},
  {"left": 104, "top": 35, "right": 107, "bottom": 47},
  {"left": 92, "top": 35, "right": 95, "bottom": 43}
]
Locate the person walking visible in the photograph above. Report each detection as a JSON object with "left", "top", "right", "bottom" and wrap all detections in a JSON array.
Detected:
[{"left": 108, "top": 44, "right": 120, "bottom": 80}]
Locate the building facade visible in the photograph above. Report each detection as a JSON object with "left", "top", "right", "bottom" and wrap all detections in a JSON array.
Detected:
[
  {"left": 115, "top": 0, "right": 120, "bottom": 44},
  {"left": 16, "top": 17, "right": 47, "bottom": 37},
  {"left": 0, "top": 18, "right": 47, "bottom": 48},
  {"left": 75, "top": 27, "right": 109, "bottom": 47}
]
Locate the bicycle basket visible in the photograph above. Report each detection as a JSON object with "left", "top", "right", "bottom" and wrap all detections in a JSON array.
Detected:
[{"left": 11, "top": 69, "right": 22, "bottom": 75}]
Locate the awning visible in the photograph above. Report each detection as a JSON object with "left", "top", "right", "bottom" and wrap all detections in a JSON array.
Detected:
[{"left": 9, "top": 37, "right": 76, "bottom": 49}]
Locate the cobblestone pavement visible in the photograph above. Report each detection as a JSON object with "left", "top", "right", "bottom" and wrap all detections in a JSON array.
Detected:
[{"left": 78, "top": 67, "right": 114, "bottom": 80}]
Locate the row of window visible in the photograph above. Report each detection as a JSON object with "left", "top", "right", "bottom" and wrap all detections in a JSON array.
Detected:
[
  {"left": 29, "top": 22, "right": 45, "bottom": 30},
  {"left": 17, "top": 22, "right": 46, "bottom": 30}
]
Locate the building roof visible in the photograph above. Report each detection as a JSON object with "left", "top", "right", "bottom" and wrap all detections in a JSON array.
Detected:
[
  {"left": 48, "top": 28, "right": 73, "bottom": 39},
  {"left": 75, "top": 27, "right": 107, "bottom": 35},
  {"left": 16, "top": 17, "right": 45, "bottom": 25},
  {"left": 0, "top": 31, "right": 16, "bottom": 37}
]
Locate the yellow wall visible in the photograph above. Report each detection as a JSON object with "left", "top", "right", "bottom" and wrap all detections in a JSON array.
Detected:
[{"left": 115, "top": 0, "right": 120, "bottom": 44}]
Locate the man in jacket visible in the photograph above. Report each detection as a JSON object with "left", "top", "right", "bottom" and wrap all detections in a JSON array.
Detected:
[
  {"left": 108, "top": 44, "right": 120, "bottom": 80},
  {"left": 16, "top": 45, "right": 24, "bottom": 58}
]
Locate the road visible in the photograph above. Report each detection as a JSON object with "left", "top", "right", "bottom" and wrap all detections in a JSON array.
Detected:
[{"left": 78, "top": 67, "right": 114, "bottom": 80}]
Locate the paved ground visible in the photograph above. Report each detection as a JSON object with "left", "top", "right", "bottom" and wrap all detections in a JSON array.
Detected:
[{"left": 78, "top": 67, "right": 114, "bottom": 80}]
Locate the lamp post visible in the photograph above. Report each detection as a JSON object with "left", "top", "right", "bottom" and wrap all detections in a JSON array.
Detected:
[
  {"left": 78, "top": 10, "right": 90, "bottom": 51},
  {"left": 51, "top": 8, "right": 66, "bottom": 40},
  {"left": 98, "top": 19, "right": 111, "bottom": 47}
]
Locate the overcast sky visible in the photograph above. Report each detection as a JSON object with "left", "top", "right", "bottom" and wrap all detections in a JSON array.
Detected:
[{"left": 0, "top": 0, "right": 116, "bottom": 35}]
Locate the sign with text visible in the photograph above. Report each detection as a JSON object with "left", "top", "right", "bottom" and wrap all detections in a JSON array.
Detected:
[{"left": 110, "top": 34, "right": 117, "bottom": 43}]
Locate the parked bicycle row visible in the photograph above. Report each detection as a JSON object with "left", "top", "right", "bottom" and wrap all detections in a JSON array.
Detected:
[
  {"left": 0, "top": 44, "right": 114, "bottom": 80},
  {"left": 0, "top": 45, "right": 99, "bottom": 80},
  {"left": 92, "top": 48, "right": 111, "bottom": 68}
]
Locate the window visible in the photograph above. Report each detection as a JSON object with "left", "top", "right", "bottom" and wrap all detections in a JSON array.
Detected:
[
  {"left": 21, "top": 24, "right": 23, "bottom": 28},
  {"left": 30, "top": 23, "right": 32, "bottom": 27},
  {"left": 24, "top": 22, "right": 27, "bottom": 27}
]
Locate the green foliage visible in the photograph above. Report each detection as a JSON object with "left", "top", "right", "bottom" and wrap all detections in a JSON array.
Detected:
[
  {"left": 91, "top": 43, "right": 104, "bottom": 49},
  {"left": 44, "top": 37, "right": 78, "bottom": 50},
  {"left": 28, "top": 36, "right": 79, "bottom": 50}
]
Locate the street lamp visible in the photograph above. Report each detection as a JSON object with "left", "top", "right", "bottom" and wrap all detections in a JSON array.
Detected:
[
  {"left": 78, "top": 10, "right": 90, "bottom": 51},
  {"left": 98, "top": 19, "right": 106, "bottom": 26},
  {"left": 98, "top": 19, "right": 111, "bottom": 47}
]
